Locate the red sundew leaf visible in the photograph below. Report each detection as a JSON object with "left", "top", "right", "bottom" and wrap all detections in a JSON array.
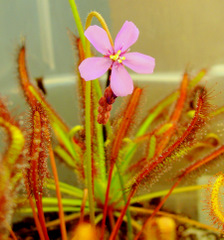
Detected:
[
  {"left": 0, "top": 98, "right": 25, "bottom": 239},
  {"left": 133, "top": 88, "right": 211, "bottom": 190},
  {"left": 135, "top": 145, "right": 224, "bottom": 240},
  {"left": 110, "top": 89, "right": 211, "bottom": 239},
  {"left": 0, "top": 97, "right": 25, "bottom": 170},
  {"left": 17, "top": 44, "right": 84, "bottom": 169},
  {"left": 154, "top": 72, "right": 189, "bottom": 157},
  {"left": 204, "top": 172, "right": 224, "bottom": 232},
  {"left": 25, "top": 103, "right": 50, "bottom": 240},
  {"left": 17, "top": 44, "right": 70, "bottom": 134},
  {"left": 25, "top": 104, "right": 50, "bottom": 197},
  {"left": 178, "top": 145, "right": 224, "bottom": 179},
  {"left": 110, "top": 87, "right": 143, "bottom": 163},
  {"left": 127, "top": 72, "right": 189, "bottom": 176}
]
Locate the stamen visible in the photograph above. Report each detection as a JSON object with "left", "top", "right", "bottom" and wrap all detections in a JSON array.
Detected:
[
  {"left": 117, "top": 50, "right": 121, "bottom": 55},
  {"left": 109, "top": 50, "right": 125, "bottom": 63}
]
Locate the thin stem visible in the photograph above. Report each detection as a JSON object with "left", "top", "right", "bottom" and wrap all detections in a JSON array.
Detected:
[
  {"left": 92, "top": 87, "right": 106, "bottom": 183},
  {"left": 83, "top": 12, "right": 111, "bottom": 185},
  {"left": 85, "top": 11, "right": 113, "bottom": 46},
  {"left": 68, "top": 4, "right": 114, "bottom": 227},
  {"left": 27, "top": 190, "right": 45, "bottom": 240},
  {"left": 113, "top": 212, "right": 142, "bottom": 231},
  {"left": 32, "top": 164, "right": 49, "bottom": 240},
  {"left": 79, "top": 188, "right": 88, "bottom": 223},
  {"left": 109, "top": 188, "right": 136, "bottom": 240},
  {"left": 49, "top": 145, "right": 67, "bottom": 240},
  {"left": 84, "top": 11, "right": 113, "bottom": 70},
  {"left": 81, "top": 11, "right": 114, "bottom": 228},
  {"left": 115, "top": 162, "right": 133, "bottom": 240},
  {"left": 78, "top": 15, "right": 95, "bottom": 223},
  {"left": 100, "top": 163, "right": 114, "bottom": 240},
  {"left": 108, "top": 207, "right": 116, "bottom": 234},
  {"left": 85, "top": 80, "right": 95, "bottom": 225},
  {"left": 68, "top": 0, "right": 86, "bottom": 48},
  {"left": 6, "top": 222, "right": 18, "bottom": 240}
]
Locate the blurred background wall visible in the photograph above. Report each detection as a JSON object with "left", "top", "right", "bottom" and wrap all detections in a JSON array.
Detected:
[
  {"left": 0, "top": 0, "right": 111, "bottom": 88},
  {"left": 109, "top": 0, "right": 224, "bottom": 72},
  {"left": 1, "top": 0, "right": 224, "bottom": 88}
]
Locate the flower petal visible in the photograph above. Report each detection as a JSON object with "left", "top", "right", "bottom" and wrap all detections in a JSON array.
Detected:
[
  {"left": 79, "top": 57, "right": 112, "bottom": 81},
  {"left": 114, "top": 21, "right": 139, "bottom": 53},
  {"left": 110, "top": 63, "right": 134, "bottom": 97},
  {"left": 85, "top": 25, "right": 113, "bottom": 55},
  {"left": 123, "top": 52, "right": 155, "bottom": 74}
]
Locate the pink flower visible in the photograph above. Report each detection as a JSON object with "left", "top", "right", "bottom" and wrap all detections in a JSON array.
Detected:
[{"left": 79, "top": 21, "right": 155, "bottom": 97}]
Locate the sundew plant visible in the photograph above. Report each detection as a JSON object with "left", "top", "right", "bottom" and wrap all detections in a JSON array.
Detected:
[{"left": 1, "top": 1, "right": 224, "bottom": 239}]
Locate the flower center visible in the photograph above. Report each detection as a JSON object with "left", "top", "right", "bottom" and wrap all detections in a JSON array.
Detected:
[{"left": 109, "top": 50, "right": 125, "bottom": 63}]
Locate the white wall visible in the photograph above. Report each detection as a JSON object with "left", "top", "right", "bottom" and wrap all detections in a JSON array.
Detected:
[
  {"left": 0, "top": 0, "right": 111, "bottom": 89},
  {"left": 109, "top": 0, "right": 224, "bottom": 73}
]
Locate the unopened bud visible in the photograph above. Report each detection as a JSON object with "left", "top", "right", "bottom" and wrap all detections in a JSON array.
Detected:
[
  {"left": 97, "top": 114, "right": 104, "bottom": 124},
  {"left": 98, "top": 106, "right": 104, "bottom": 114},
  {"left": 104, "top": 112, "right": 110, "bottom": 119},
  {"left": 106, "top": 105, "right": 112, "bottom": 111},
  {"left": 98, "top": 97, "right": 107, "bottom": 107}
]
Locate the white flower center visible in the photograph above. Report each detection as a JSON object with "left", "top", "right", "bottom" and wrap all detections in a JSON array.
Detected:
[{"left": 109, "top": 50, "right": 126, "bottom": 63}]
